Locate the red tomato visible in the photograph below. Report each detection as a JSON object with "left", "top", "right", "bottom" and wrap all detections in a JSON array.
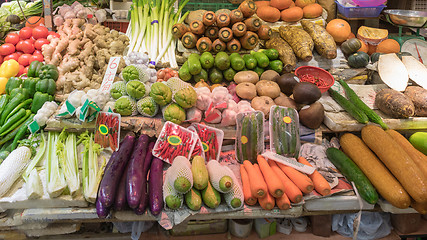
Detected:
[
  {"left": 5, "top": 33, "right": 20, "bottom": 45},
  {"left": 33, "top": 50, "right": 42, "bottom": 55},
  {"left": 0, "top": 55, "right": 3, "bottom": 64},
  {"left": 0, "top": 43, "right": 15, "bottom": 55},
  {"left": 19, "top": 27, "right": 33, "bottom": 40},
  {"left": 32, "top": 26, "right": 49, "bottom": 40},
  {"left": 23, "top": 66, "right": 29, "bottom": 75},
  {"left": 21, "top": 40, "right": 35, "bottom": 54},
  {"left": 16, "top": 41, "right": 24, "bottom": 52},
  {"left": 17, "top": 65, "right": 25, "bottom": 76},
  {"left": 4, "top": 53, "right": 19, "bottom": 61},
  {"left": 16, "top": 51, "right": 23, "bottom": 56},
  {"left": 34, "top": 38, "right": 49, "bottom": 50},
  {"left": 27, "top": 37, "right": 35, "bottom": 44},
  {"left": 48, "top": 31, "right": 60, "bottom": 38},
  {"left": 30, "top": 54, "right": 43, "bottom": 63},
  {"left": 18, "top": 54, "right": 32, "bottom": 66}
]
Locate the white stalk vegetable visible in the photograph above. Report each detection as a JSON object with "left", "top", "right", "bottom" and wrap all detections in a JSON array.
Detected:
[
  {"left": 26, "top": 168, "right": 43, "bottom": 199},
  {"left": 47, "top": 132, "right": 67, "bottom": 198},
  {"left": 0, "top": 146, "right": 32, "bottom": 198},
  {"left": 57, "top": 130, "right": 80, "bottom": 196},
  {"left": 23, "top": 132, "right": 46, "bottom": 182},
  {"left": 136, "top": 0, "right": 149, "bottom": 54}
]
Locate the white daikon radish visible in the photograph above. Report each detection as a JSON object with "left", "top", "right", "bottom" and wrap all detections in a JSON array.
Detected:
[
  {"left": 402, "top": 56, "right": 427, "bottom": 89},
  {"left": 378, "top": 53, "right": 409, "bottom": 91}
]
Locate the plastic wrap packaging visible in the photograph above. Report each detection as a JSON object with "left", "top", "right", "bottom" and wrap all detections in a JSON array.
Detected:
[
  {"left": 188, "top": 129, "right": 205, "bottom": 160},
  {"left": 167, "top": 156, "right": 193, "bottom": 194},
  {"left": 269, "top": 106, "right": 301, "bottom": 158},
  {"left": 207, "top": 160, "right": 234, "bottom": 193},
  {"left": 235, "top": 111, "right": 265, "bottom": 163}
]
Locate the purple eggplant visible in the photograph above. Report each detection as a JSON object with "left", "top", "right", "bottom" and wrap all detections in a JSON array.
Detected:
[
  {"left": 126, "top": 134, "right": 150, "bottom": 208},
  {"left": 134, "top": 142, "right": 155, "bottom": 215},
  {"left": 98, "top": 133, "right": 135, "bottom": 208},
  {"left": 114, "top": 162, "right": 130, "bottom": 211},
  {"left": 96, "top": 197, "right": 110, "bottom": 218},
  {"left": 149, "top": 157, "right": 164, "bottom": 216}
]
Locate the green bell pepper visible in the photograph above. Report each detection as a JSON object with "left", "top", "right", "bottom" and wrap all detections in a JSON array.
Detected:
[
  {"left": 35, "top": 78, "right": 56, "bottom": 95},
  {"left": 27, "top": 61, "right": 43, "bottom": 78},
  {"left": 38, "top": 64, "right": 59, "bottom": 81},
  {"left": 10, "top": 88, "right": 30, "bottom": 99},
  {"left": 23, "top": 77, "right": 39, "bottom": 97},
  {"left": 31, "top": 92, "right": 51, "bottom": 113},
  {"left": 5, "top": 77, "right": 22, "bottom": 94}
]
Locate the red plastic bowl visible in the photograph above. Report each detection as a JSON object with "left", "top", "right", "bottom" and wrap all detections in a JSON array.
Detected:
[{"left": 295, "top": 66, "right": 335, "bottom": 93}]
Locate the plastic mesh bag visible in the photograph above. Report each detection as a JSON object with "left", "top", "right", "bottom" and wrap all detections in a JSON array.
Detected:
[
  {"left": 163, "top": 170, "right": 184, "bottom": 210},
  {"left": 167, "top": 156, "right": 193, "bottom": 194},
  {"left": 120, "top": 64, "right": 150, "bottom": 83},
  {"left": 224, "top": 166, "right": 244, "bottom": 210},
  {"left": 137, "top": 96, "right": 159, "bottom": 117},
  {"left": 207, "top": 160, "right": 234, "bottom": 193}
]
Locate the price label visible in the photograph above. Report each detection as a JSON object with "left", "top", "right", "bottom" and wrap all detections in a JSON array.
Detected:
[{"left": 100, "top": 57, "right": 121, "bottom": 92}]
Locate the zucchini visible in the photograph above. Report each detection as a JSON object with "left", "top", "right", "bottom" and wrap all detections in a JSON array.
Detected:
[
  {"left": 326, "top": 147, "right": 379, "bottom": 204},
  {"left": 339, "top": 80, "right": 388, "bottom": 129},
  {"left": 328, "top": 88, "right": 369, "bottom": 124}
]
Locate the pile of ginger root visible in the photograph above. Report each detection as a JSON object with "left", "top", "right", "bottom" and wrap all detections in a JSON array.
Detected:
[{"left": 42, "top": 18, "right": 129, "bottom": 101}]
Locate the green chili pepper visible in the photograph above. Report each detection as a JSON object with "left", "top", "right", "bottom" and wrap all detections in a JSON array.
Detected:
[
  {"left": 0, "top": 94, "right": 10, "bottom": 117},
  {"left": 10, "top": 113, "right": 34, "bottom": 150},
  {"left": 5, "top": 98, "right": 32, "bottom": 122},
  {"left": 0, "top": 93, "right": 25, "bottom": 125},
  {"left": 0, "top": 108, "right": 27, "bottom": 135}
]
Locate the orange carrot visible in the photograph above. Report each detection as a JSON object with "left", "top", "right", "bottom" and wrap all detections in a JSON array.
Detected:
[
  {"left": 269, "top": 160, "right": 303, "bottom": 203},
  {"left": 298, "top": 156, "right": 331, "bottom": 196},
  {"left": 243, "top": 160, "right": 268, "bottom": 198},
  {"left": 240, "top": 165, "right": 257, "bottom": 205},
  {"left": 276, "top": 192, "right": 291, "bottom": 210},
  {"left": 257, "top": 155, "right": 285, "bottom": 198},
  {"left": 277, "top": 162, "right": 314, "bottom": 194},
  {"left": 258, "top": 190, "right": 275, "bottom": 210}
]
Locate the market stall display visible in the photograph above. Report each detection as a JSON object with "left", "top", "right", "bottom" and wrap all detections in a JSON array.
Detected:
[{"left": 0, "top": 0, "right": 426, "bottom": 238}]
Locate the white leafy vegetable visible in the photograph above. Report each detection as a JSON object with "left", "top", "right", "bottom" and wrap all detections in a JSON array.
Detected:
[{"left": 46, "top": 132, "right": 67, "bottom": 198}]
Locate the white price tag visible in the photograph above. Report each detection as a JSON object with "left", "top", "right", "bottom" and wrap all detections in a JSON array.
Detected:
[
  {"left": 262, "top": 151, "right": 315, "bottom": 175},
  {"left": 100, "top": 57, "right": 121, "bottom": 92}
]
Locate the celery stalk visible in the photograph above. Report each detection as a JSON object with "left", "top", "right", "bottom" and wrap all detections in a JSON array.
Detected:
[
  {"left": 57, "top": 129, "right": 80, "bottom": 196},
  {"left": 23, "top": 132, "right": 46, "bottom": 182},
  {"left": 47, "top": 132, "right": 67, "bottom": 198}
]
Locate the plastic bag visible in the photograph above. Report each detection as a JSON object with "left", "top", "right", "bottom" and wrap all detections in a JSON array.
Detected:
[
  {"left": 332, "top": 212, "right": 392, "bottom": 240},
  {"left": 189, "top": 123, "right": 224, "bottom": 162},
  {"left": 235, "top": 111, "right": 264, "bottom": 163},
  {"left": 269, "top": 106, "right": 300, "bottom": 158},
  {"left": 113, "top": 221, "right": 154, "bottom": 240}
]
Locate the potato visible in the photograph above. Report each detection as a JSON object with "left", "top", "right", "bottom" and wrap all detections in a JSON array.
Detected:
[
  {"left": 404, "top": 86, "right": 427, "bottom": 117},
  {"left": 185, "top": 10, "right": 207, "bottom": 24},
  {"left": 260, "top": 70, "right": 279, "bottom": 81},
  {"left": 236, "top": 82, "right": 257, "bottom": 100},
  {"left": 375, "top": 89, "right": 415, "bottom": 119},
  {"left": 251, "top": 96, "right": 275, "bottom": 118},
  {"left": 215, "top": 9, "right": 231, "bottom": 16},
  {"left": 234, "top": 71, "right": 259, "bottom": 84},
  {"left": 274, "top": 95, "right": 297, "bottom": 109},
  {"left": 256, "top": 80, "right": 281, "bottom": 98}
]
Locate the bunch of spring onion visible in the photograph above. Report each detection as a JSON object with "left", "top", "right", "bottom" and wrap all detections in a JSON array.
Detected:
[
  {"left": 126, "top": 0, "right": 189, "bottom": 69},
  {"left": 2, "top": 0, "right": 44, "bottom": 20}
]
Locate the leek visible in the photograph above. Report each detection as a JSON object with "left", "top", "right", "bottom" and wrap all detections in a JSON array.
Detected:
[
  {"left": 56, "top": 129, "right": 79, "bottom": 196},
  {"left": 79, "top": 131, "right": 105, "bottom": 203},
  {"left": 46, "top": 132, "right": 67, "bottom": 198}
]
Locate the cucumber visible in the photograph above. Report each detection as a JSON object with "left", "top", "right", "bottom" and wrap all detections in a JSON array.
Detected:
[
  {"left": 209, "top": 67, "right": 223, "bottom": 84},
  {"left": 252, "top": 52, "right": 269, "bottom": 68},
  {"left": 339, "top": 80, "right": 388, "bottom": 129},
  {"left": 326, "top": 147, "right": 379, "bottom": 204},
  {"left": 271, "top": 107, "right": 282, "bottom": 155},
  {"left": 241, "top": 115, "right": 250, "bottom": 162},
  {"left": 273, "top": 107, "right": 300, "bottom": 157},
  {"left": 200, "top": 52, "right": 214, "bottom": 69},
  {"left": 328, "top": 88, "right": 369, "bottom": 124},
  {"left": 188, "top": 53, "right": 202, "bottom": 75},
  {"left": 243, "top": 54, "right": 257, "bottom": 69},
  {"left": 193, "top": 69, "right": 208, "bottom": 82},
  {"left": 223, "top": 68, "right": 236, "bottom": 82},
  {"left": 179, "top": 61, "right": 192, "bottom": 82},
  {"left": 230, "top": 53, "right": 245, "bottom": 71},
  {"left": 253, "top": 113, "right": 263, "bottom": 161}
]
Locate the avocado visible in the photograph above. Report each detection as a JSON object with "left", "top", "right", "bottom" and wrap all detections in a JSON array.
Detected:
[
  {"left": 298, "top": 101, "right": 325, "bottom": 129},
  {"left": 193, "top": 69, "right": 208, "bottom": 83},
  {"left": 292, "top": 82, "right": 321, "bottom": 105}
]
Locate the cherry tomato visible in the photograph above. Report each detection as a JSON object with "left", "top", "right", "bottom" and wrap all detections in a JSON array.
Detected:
[
  {"left": 21, "top": 40, "right": 35, "bottom": 54},
  {"left": 30, "top": 54, "right": 43, "bottom": 63},
  {"left": 32, "top": 26, "right": 49, "bottom": 40},
  {"left": 0, "top": 43, "right": 15, "bottom": 56},
  {"left": 19, "top": 27, "right": 33, "bottom": 40},
  {"left": 17, "top": 65, "right": 25, "bottom": 76},
  {"left": 18, "top": 54, "right": 32, "bottom": 66},
  {"left": 34, "top": 38, "right": 49, "bottom": 50},
  {"left": 33, "top": 50, "right": 42, "bottom": 56},
  {"left": 5, "top": 33, "right": 20, "bottom": 45},
  {"left": 4, "top": 53, "right": 19, "bottom": 61},
  {"left": 48, "top": 31, "right": 60, "bottom": 38}
]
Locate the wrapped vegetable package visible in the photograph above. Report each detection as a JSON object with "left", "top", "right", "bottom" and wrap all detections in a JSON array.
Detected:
[
  {"left": 125, "top": 80, "right": 146, "bottom": 99},
  {"left": 150, "top": 82, "right": 172, "bottom": 106},
  {"left": 114, "top": 96, "right": 137, "bottom": 116},
  {"left": 110, "top": 81, "right": 126, "bottom": 99},
  {"left": 167, "top": 156, "right": 193, "bottom": 194},
  {"left": 137, "top": 97, "right": 159, "bottom": 117}
]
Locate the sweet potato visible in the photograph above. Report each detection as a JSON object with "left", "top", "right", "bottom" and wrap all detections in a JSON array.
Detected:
[
  {"left": 404, "top": 86, "right": 427, "bottom": 117},
  {"left": 266, "top": 31, "right": 296, "bottom": 72},
  {"left": 279, "top": 25, "right": 313, "bottom": 62},
  {"left": 375, "top": 89, "right": 415, "bottom": 119},
  {"left": 300, "top": 20, "right": 337, "bottom": 59}
]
